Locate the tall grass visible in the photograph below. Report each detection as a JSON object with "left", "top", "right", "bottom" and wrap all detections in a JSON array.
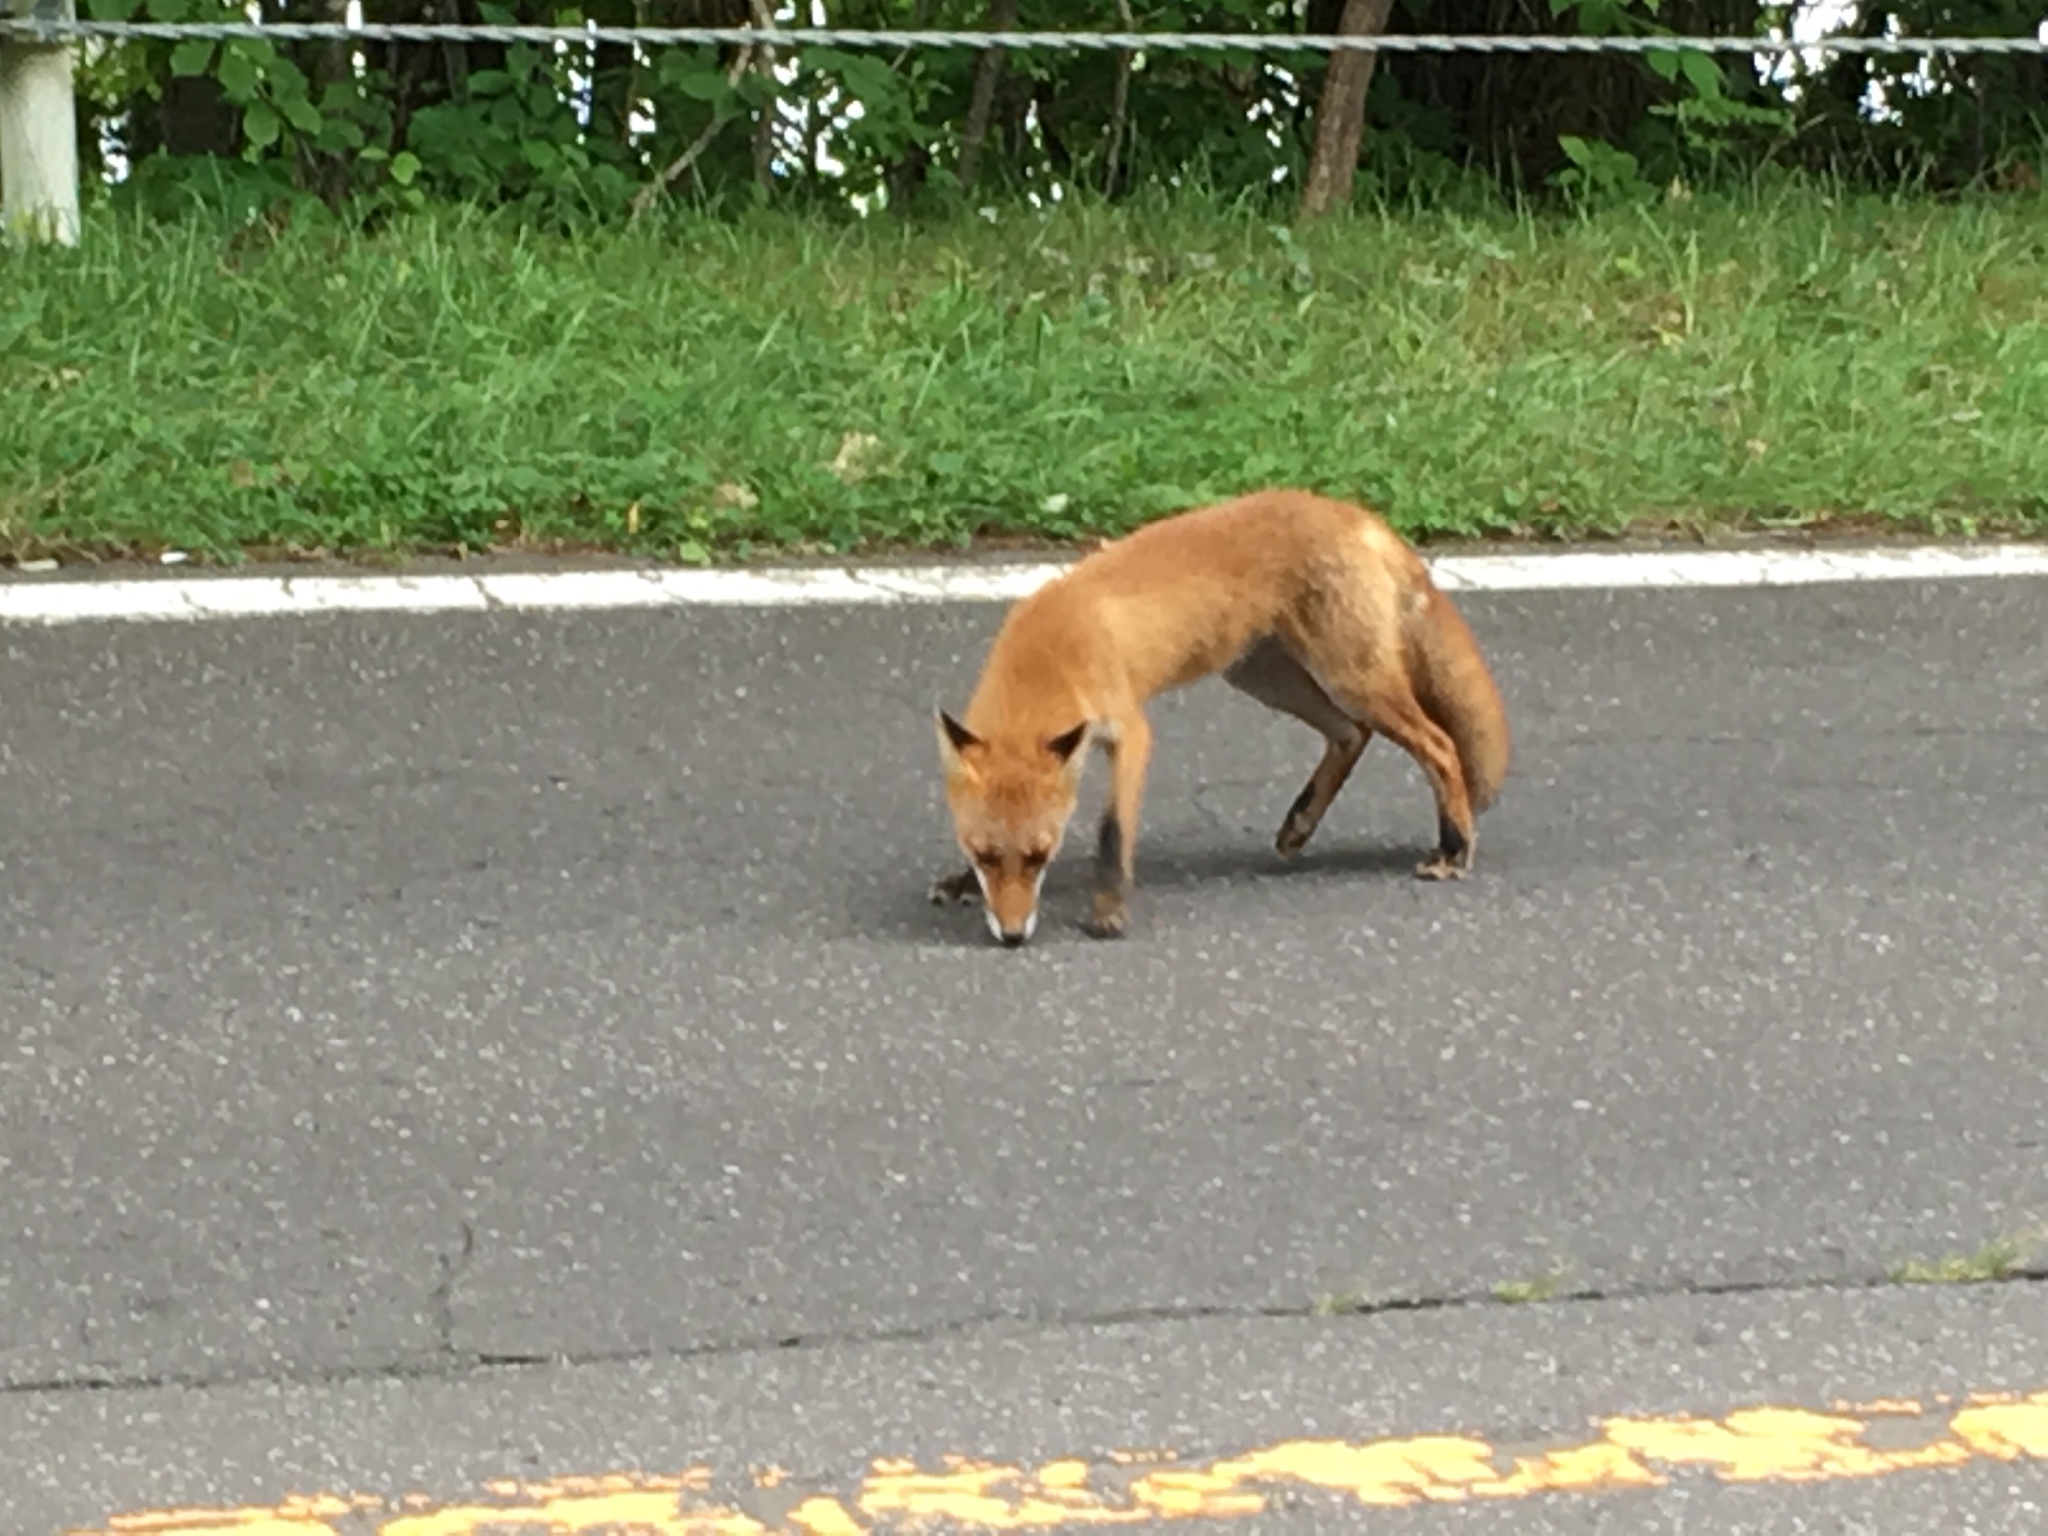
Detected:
[{"left": 4, "top": 180, "right": 2045, "bottom": 565}]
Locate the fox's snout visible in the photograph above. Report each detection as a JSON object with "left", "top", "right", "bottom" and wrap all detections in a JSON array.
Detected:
[
  {"left": 989, "top": 909, "right": 1036, "bottom": 947},
  {"left": 979, "top": 870, "right": 1045, "bottom": 947}
]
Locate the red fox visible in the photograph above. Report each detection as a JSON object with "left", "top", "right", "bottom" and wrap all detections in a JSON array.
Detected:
[{"left": 931, "top": 488, "right": 1511, "bottom": 945}]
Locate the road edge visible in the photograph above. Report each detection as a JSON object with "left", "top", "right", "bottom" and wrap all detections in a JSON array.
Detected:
[{"left": 6, "top": 541, "right": 2048, "bottom": 626}]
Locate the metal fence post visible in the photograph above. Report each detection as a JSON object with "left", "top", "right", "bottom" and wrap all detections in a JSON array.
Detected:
[{"left": 0, "top": 0, "right": 81, "bottom": 246}]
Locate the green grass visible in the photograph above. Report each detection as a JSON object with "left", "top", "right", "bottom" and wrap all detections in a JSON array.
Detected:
[
  {"left": 1888, "top": 1226, "right": 2047, "bottom": 1286},
  {"left": 1310, "top": 1288, "right": 1371, "bottom": 1317},
  {"left": 5, "top": 181, "right": 2047, "bottom": 566},
  {"left": 1493, "top": 1259, "right": 1575, "bottom": 1305}
]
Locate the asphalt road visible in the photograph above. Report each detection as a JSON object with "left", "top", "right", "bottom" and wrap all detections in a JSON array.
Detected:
[{"left": 2, "top": 570, "right": 2045, "bottom": 1532}]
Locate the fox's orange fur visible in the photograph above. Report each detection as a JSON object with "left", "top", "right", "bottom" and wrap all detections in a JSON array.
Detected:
[{"left": 933, "top": 488, "right": 1512, "bottom": 944}]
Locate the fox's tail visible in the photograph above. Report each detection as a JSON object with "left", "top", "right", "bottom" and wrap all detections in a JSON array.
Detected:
[{"left": 1404, "top": 576, "right": 1512, "bottom": 814}]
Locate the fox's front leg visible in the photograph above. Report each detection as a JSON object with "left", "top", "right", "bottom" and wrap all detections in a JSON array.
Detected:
[
  {"left": 929, "top": 867, "right": 981, "bottom": 906},
  {"left": 1085, "top": 715, "right": 1152, "bottom": 939}
]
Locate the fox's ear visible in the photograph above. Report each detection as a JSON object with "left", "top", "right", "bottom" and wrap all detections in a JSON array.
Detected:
[
  {"left": 935, "top": 709, "right": 981, "bottom": 771},
  {"left": 1045, "top": 721, "right": 1089, "bottom": 765}
]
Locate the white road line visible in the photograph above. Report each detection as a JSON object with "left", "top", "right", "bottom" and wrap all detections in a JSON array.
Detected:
[{"left": 3, "top": 543, "right": 2047, "bottom": 626}]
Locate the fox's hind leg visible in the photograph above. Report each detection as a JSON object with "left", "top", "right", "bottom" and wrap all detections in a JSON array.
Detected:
[
  {"left": 1305, "top": 662, "right": 1476, "bottom": 880},
  {"left": 1223, "top": 636, "right": 1371, "bottom": 860}
]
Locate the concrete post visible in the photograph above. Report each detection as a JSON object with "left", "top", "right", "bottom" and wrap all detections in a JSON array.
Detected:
[{"left": 1, "top": 0, "right": 81, "bottom": 246}]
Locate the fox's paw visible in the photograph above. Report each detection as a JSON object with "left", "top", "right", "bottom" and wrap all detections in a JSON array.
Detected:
[
  {"left": 1274, "top": 817, "right": 1314, "bottom": 860},
  {"left": 1415, "top": 819, "right": 1475, "bottom": 882},
  {"left": 1413, "top": 849, "right": 1472, "bottom": 882},
  {"left": 929, "top": 869, "right": 981, "bottom": 906},
  {"left": 1083, "top": 892, "right": 1129, "bottom": 939}
]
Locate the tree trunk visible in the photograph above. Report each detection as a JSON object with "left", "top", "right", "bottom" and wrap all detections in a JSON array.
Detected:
[
  {"left": 1101, "top": 0, "right": 1136, "bottom": 196},
  {"left": 156, "top": 75, "right": 240, "bottom": 158},
  {"left": 747, "top": 0, "right": 777, "bottom": 193},
  {"left": 276, "top": 0, "right": 357, "bottom": 205},
  {"left": 1296, "top": 0, "right": 1394, "bottom": 221},
  {"left": 954, "top": 0, "right": 1019, "bottom": 193}
]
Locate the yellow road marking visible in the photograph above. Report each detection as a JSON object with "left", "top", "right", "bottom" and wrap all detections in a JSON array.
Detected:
[{"left": 71, "top": 1387, "right": 2048, "bottom": 1534}]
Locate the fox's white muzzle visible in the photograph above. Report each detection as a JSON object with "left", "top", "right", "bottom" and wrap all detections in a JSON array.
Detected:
[{"left": 979, "top": 867, "right": 1045, "bottom": 947}]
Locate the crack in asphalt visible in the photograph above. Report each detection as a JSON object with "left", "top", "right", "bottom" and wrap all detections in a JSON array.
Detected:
[{"left": 4, "top": 1265, "right": 2043, "bottom": 1402}]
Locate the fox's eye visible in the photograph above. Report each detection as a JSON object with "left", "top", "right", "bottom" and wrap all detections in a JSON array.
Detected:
[
  {"left": 1022, "top": 850, "right": 1049, "bottom": 870},
  {"left": 972, "top": 849, "right": 1001, "bottom": 868}
]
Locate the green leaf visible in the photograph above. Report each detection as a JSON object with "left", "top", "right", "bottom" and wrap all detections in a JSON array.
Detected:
[
  {"left": 282, "top": 95, "right": 322, "bottom": 133},
  {"left": 243, "top": 101, "right": 281, "bottom": 149},
  {"left": 169, "top": 38, "right": 215, "bottom": 77},
  {"left": 217, "top": 47, "right": 260, "bottom": 100},
  {"left": 267, "top": 56, "right": 311, "bottom": 96},
  {"left": 1679, "top": 50, "right": 1724, "bottom": 96},
  {"left": 390, "top": 151, "right": 421, "bottom": 186},
  {"left": 671, "top": 66, "right": 733, "bottom": 103}
]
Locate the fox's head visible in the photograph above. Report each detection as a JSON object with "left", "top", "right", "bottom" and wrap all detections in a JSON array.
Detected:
[{"left": 935, "top": 709, "right": 1090, "bottom": 946}]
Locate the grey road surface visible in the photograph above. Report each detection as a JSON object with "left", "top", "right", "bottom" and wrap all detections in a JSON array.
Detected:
[{"left": 1, "top": 569, "right": 2045, "bottom": 1532}]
